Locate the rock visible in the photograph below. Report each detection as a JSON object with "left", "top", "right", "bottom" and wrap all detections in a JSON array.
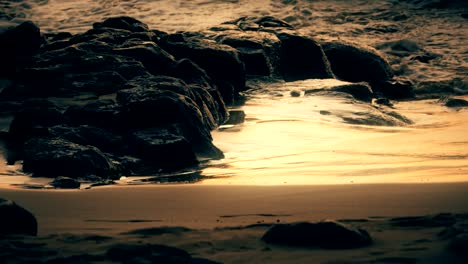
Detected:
[
  {"left": 448, "top": 234, "right": 468, "bottom": 261},
  {"left": 129, "top": 128, "right": 198, "bottom": 169},
  {"left": 373, "top": 78, "right": 415, "bottom": 99},
  {"left": 389, "top": 213, "right": 457, "bottom": 227},
  {"left": 224, "top": 110, "right": 246, "bottom": 125},
  {"left": 48, "top": 125, "right": 125, "bottom": 153},
  {"left": 23, "top": 137, "right": 120, "bottom": 179},
  {"left": 105, "top": 243, "right": 223, "bottom": 263},
  {"left": 415, "top": 78, "right": 468, "bottom": 98},
  {"left": 50, "top": 176, "right": 81, "bottom": 189},
  {"left": 159, "top": 33, "right": 245, "bottom": 104},
  {"left": 214, "top": 30, "right": 281, "bottom": 76},
  {"left": 117, "top": 87, "right": 223, "bottom": 160},
  {"left": 65, "top": 100, "right": 122, "bottom": 130},
  {"left": 290, "top": 90, "right": 301, "bottom": 97},
  {"left": 62, "top": 71, "right": 127, "bottom": 94},
  {"left": 262, "top": 221, "right": 372, "bottom": 249},
  {"left": 0, "top": 20, "right": 42, "bottom": 77},
  {"left": 445, "top": 98, "right": 468, "bottom": 107},
  {"left": 305, "top": 82, "right": 374, "bottom": 102},
  {"left": 93, "top": 16, "right": 150, "bottom": 33},
  {"left": 375, "top": 39, "right": 422, "bottom": 57},
  {"left": 222, "top": 16, "right": 294, "bottom": 31},
  {"left": 276, "top": 32, "right": 334, "bottom": 81},
  {"left": 8, "top": 100, "right": 66, "bottom": 143},
  {"left": 0, "top": 198, "right": 38, "bottom": 236},
  {"left": 322, "top": 41, "right": 394, "bottom": 84}
]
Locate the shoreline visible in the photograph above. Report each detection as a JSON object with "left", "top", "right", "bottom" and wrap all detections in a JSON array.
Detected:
[{"left": 1, "top": 182, "right": 467, "bottom": 235}]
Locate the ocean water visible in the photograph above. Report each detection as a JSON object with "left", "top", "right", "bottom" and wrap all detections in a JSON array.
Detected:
[{"left": 1, "top": 0, "right": 467, "bottom": 186}]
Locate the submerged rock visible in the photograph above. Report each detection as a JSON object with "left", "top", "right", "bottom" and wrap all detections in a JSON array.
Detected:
[
  {"left": 262, "top": 221, "right": 372, "bottom": 249},
  {"left": 0, "top": 198, "right": 38, "bottom": 236},
  {"left": 23, "top": 137, "right": 120, "bottom": 179},
  {"left": 304, "top": 81, "right": 373, "bottom": 102}
]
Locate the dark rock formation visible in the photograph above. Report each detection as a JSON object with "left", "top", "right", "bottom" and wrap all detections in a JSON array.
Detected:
[
  {"left": 158, "top": 32, "right": 246, "bottom": 104},
  {"left": 0, "top": 20, "right": 42, "bottom": 78},
  {"left": 262, "top": 221, "right": 372, "bottom": 249},
  {"left": 322, "top": 41, "right": 394, "bottom": 84},
  {"left": 106, "top": 243, "right": 222, "bottom": 264},
  {"left": 93, "top": 16, "right": 150, "bottom": 33},
  {"left": 129, "top": 128, "right": 198, "bottom": 169},
  {"left": 23, "top": 137, "right": 120, "bottom": 179},
  {"left": 276, "top": 33, "right": 334, "bottom": 81},
  {"left": 445, "top": 98, "right": 468, "bottom": 107},
  {"left": 448, "top": 234, "right": 468, "bottom": 261},
  {"left": 0, "top": 198, "right": 38, "bottom": 236},
  {"left": 50, "top": 176, "right": 81, "bottom": 189}
]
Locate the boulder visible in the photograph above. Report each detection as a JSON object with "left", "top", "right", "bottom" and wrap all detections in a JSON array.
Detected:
[
  {"left": 0, "top": 20, "right": 42, "bottom": 77},
  {"left": 448, "top": 234, "right": 468, "bottom": 261},
  {"left": 159, "top": 33, "right": 245, "bottom": 104},
  {"left": 50, "top": 176, "right": 81, "bottom": 189},
  {"left": 48, "top": 125, "right": 125, "bottom": 153},
  {"left": 106, "top": 243, "right": 222, "bottom": 264},
  {"left": 322, "top": 41, "right": 394, "bottom": 84},
  {"left": 445, "top": 98, "right": 468, "bottom": 107},
  {"left": 23, "top": 137, "right": 120, "bottom": 179},
  {"left": 65, "top": 100, "right": 122, "bottom": 130},
  {"left": 93, "top": 16, "right": 150, "bottom": 33},
  {"left": 276, "top": 32, "right": 334, "bottom": 81},
  {"left": 214, "top": 30, "right": 281, "bottom": 76},
  {"left": 222, "top": 16, "right": 294, "bottom": 31},
  {"left": 129, "top": 128, "right": 198, "bottom": 169},
  {"left": 262, "top": 221, "right": 372, "bottom": 249},
  {"left": 0, "top": 198, "right": 38, "bottom": 236}
]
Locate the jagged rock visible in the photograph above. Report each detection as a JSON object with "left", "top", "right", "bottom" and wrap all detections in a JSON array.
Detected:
[
  {"left": 214, "top": 30, "right": 281, "bottom": 76},
  {"left": 48, "top": 125, "right": 125, "bottom": 153},
  {"left": 23, "top": 137, "right": 120, "bottom": 178},
  {"left": 262, "top": 221, "right": 372, "bottom": 249},
  {"left": 0, "top": 20, "right": 42, "bottom": 77},
  {"left": 129, "top": 128, "right": 198, "bottom": 169},
  {"left": 322, "top": 41, "right": 394, "bottom": 84},
  {"left": 8, "top": 100, "right": 66, "bottom": 143},
  {"left": 50, "top": 176, "right": 81, "bottom": 189},
  {"left": 372, "top": 78, "right": 415, "bottom": 99},
  {"left": 117, "top": 87, "right": 223, "bottom": 159},
  {"left": 222, "top": 16, "right": 294, "bottom": 31},
  {"left": 0, "top": 198, "right": 38, "bottom": 236},
  {"left": 276, "top": 32, "right": 334, "bottom": 81},
  {"left": 159, "top": 33, "right": 245, "bottom": 104},
  {"left": 93, "top": 16, "right": 150, "bottom": 33},
  {"left": 65, "top": 100, "right": 122, "bottom": 130}
]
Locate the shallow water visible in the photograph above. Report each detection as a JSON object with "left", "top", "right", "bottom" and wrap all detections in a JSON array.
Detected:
[{"left": 1, "top": 0, "right": 467, "bottom": 186}]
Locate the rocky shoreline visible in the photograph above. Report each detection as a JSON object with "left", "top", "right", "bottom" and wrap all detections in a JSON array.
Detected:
[{"left": 2, "top": 13, "right": 452, "bottom": 187}]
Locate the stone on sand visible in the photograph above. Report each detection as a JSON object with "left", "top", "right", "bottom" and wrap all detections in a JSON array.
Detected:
[{"left": 0, "top": 198, "right": 38, "bottom": 236}]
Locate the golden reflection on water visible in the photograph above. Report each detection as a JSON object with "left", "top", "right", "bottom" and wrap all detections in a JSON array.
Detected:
[{"left": 202, "top": 91, "right": 468, "bottom": 185}]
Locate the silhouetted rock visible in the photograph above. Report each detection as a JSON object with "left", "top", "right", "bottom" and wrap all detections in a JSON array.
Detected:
[
  {"left": 448, "top": 234, "right": 468, "bottom": 261},
  {"left": 8, "top": 100, "right": 66, "bottom": 143},
  {"left": 223, "top": 16, "right": 294, "bottom": 31},
  {"left": 159, "top": 32, "right": 245, "bottom": 104},
  {"left": 262, "top": 221, "right": 372, "bottom": 249},
  {"left": 50, "top": 176, "right": 81, "bottom": 189},
  {"left": 373, "top": 78, "right": 415, "bottom": 99},
  {"left": 224, "top": 110, "right": 246, "bottom": 125},
  {"left": 276, "top": 33, "right": 334, "bottom": 81},
  {"left": 48, "top": 125, "right": 125, "bottom": 153},
  {"left": 214, "top": 30, "right": 281, "bottom": 76},
  {"left": 0, "top": 198, "right": 38, "bottom": 236},
  {"left": 93, "top": 16, "right": 150, "bottom": 33},
  {"left": 445, "top": 98, "right": 468, "bottom": 107},
  {"left": 130, "top": 128, "right": 198, "bottom": 169},
  {"left": 23, "top": 137, "right": 120, "bottom": 179},
  {"left": 390, "top": 213, "right": 456, "bottom": 227},
  {"left": 322, "top": 41, "right": 394, "bottom": 84},
  {"left": 65, "top": 100, "right": 122, "bottom": 130},
  {"left": 106, "top": 243, "right": 222, "bottom": 264},
  {"left": 0, "top": 20, "right": 42, "bottom": 77}
]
